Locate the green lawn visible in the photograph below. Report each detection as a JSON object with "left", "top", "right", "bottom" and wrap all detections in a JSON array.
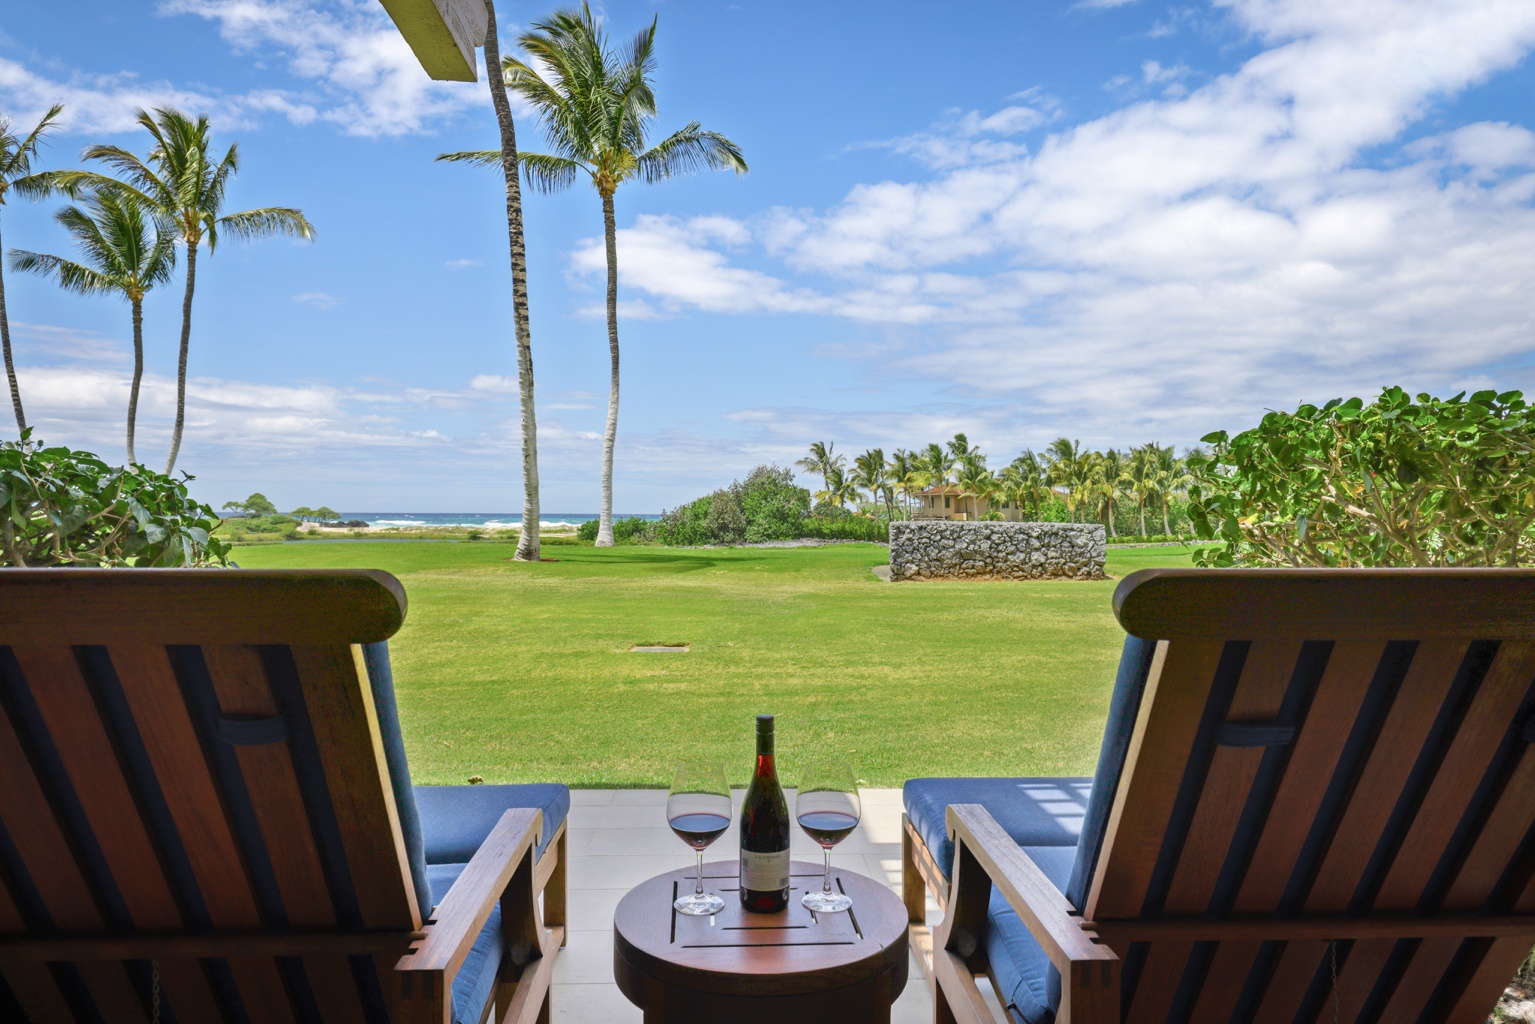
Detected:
[{"left": 233, "top": 541, "right": 1193, "bottom": 787}]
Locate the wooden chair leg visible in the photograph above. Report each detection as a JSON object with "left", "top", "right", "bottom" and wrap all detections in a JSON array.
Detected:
[
  {"left": 903, "top": 816, "right": 926, "bottom": 925},
  {"left": 543, "top": 828, "right": 567, "bottom": 946}
]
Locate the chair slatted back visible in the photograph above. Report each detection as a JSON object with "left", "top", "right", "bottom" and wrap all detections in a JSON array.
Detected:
[
  {"left": 0, "top": 569, "right": 415, "bottom": 1024},
  {"left": 1091, "top": 569, "right": 1535, "bottom": 1024}
]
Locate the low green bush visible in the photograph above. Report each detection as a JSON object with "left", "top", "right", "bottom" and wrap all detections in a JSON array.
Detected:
[
  {"left": 799, "top": 513, "right": 888, "bottom": 542},
  {"left": 0, "top": 432, "right": 228, "bottom": 567},
  {"left": 576, "top": 516, "right": 653, "bottom": 543},
  {"left": 1189, "top": 387, "right": 1535, "bottom": 567}
]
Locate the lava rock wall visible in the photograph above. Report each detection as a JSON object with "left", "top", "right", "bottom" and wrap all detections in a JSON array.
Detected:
[{"left": 888, "top": 520, "right": 1107, "bottom": 580}]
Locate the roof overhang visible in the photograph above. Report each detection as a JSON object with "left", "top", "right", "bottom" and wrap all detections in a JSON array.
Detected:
[{"left": 377, "top": 0, "right": 486, "bottom": 82}]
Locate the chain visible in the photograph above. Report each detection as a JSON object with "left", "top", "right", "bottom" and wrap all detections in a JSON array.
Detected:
[
  {"left": 1330, "top": 940, "right": 1340, "bottom": 1024},
  {"left": 151, "top": 958, "right": 160, "bottom": 1024}
]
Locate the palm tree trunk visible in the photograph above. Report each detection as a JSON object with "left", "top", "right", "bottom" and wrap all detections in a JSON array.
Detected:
[
  {"left": 483, "top": 0, "right": 541, "bottom": 562},
  {"left": 595, "top": 189, "right": 620, "bottom": 548},
  {"left": 128, "top": 297, "right": 143, "bottom": 465},
  {"left": 1162, "top": 497, "right": 1172, "bottom": 537},
  {"left": 1139, "top": 500, "right": 1146, "bottom": 538},
  {"left": 0, "top": 219, "right": 26, "bottom": 434},
  {"left": 164, "top": 241, "right": 196, "bottom": 475}
]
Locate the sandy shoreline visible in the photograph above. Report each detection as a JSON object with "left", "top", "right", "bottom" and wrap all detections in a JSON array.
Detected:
[{"left": 305, "top": 521, "right": 580, "bottom": 535}]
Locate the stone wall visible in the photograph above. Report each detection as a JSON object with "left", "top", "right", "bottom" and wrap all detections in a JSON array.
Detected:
[{"left": 888, "top": 520, "right": 1107, "bottom": 581}]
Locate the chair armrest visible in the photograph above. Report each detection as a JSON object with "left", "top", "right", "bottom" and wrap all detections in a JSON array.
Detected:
[
  {"left": 943, "top": 803, "right": 1114, "bottom": 974},
  {"left": 396, "top": 808, "right": 543, "bottom": 979}
]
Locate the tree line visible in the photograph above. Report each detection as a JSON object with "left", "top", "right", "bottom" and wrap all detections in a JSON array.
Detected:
[
  {"left": 0, "top": 105, "right": 313, "bottom": 473},
  {"left": 795, "top": 434, "right": 1202, "bottom": 538},
  {"left": 221, "top": 492, "right": 340, "bottom": 523}
]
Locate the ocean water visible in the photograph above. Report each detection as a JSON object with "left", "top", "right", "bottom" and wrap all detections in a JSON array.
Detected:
[{"left": 340, "top": 512, "right": 660, "bottom": 530}]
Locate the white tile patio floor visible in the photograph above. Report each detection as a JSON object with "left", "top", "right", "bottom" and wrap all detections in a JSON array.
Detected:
[{"left": 551, "top": 787, "right": 949, "bottom": 1023}]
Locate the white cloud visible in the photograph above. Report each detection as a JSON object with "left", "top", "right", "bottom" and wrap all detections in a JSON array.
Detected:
[
  {"left": 0, "top": 56, "right": 316, "bottom": 135},
  {"left": 1074, "top": 0, "right": 1141, "bottom": 8},
  {"left": 468, "top": 374, "right": 518, "bottom": 393},
  {"left": 576, "top": 0, "right": 1535, "bottom": 445},
  {"left": 445, "top": 258, "right": 483, "bottom": 269},
  {"left": 0, "top": 1, "right": 485, "bottom": 139},
  {"left": 293, "top": 291, "right": 339, "bottom": 309},
  {"left": 158, "top": 0, "right": 483, "bottom": 136},
  {"left": 861, "top": 93, "right": 1060, "bottom": 170},
  {"left": 571, "top": 215, "right": 832, "bottom": 317},
  {"left": 7, "top": 322, "right": 129, "bottom": 364}
]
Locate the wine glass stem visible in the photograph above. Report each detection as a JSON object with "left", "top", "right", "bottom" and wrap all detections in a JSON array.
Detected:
[
  {"left": 823, "top": 847, "right": 832, "bottom": 895},
  {"left": 696, "top": 849, "right": 705, "bottom": 897}
]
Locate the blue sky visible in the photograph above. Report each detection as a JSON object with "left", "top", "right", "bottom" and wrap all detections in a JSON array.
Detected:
[{"left": 2, "top": 0, "right": 1534, "bottom": 512}]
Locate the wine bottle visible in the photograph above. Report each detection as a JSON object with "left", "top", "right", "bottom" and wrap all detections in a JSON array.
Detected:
[{"left": 739, "top": 713, "right": 790, "bottom": 913}]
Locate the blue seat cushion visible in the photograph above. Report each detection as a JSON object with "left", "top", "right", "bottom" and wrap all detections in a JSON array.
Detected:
[
  {"left": 903, "top": 777, "right": 1090, "bottom": 878},
  {"left": 359, "top": 642, "right": 570, "bottom": 915},
  {"left": 417, "top": 784, "right": 571, "bottom": 864},
  {"left": 986, "top": 846, "right": 1074, "bottom": 1024},
  {"left": 426, "top": 863, "right": 503, "bottom": 1024}
]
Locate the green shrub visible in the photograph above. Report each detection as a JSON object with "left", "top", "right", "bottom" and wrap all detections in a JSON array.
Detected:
[
  {"left": 0, "top": 432, "right": 228, "bottom": 567},
  {"left": 739, "top": 466, "right": 812, "bottom": 542},
  {"left": 1189, "top": 387, "right": 1535, "bottom": 567},
  {"left": 800, "top": 514, "right": 888, "bottom": 542},
  {"left": 577, "top": 517, "right": 654, "bottom": 543}
]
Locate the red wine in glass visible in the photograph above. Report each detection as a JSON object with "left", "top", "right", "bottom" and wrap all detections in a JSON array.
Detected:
[
  {"left": 667, "top": 767, "right": 731, "bottom": 916},
  {"left": 795, "top": 762, "right": 861, "bottom": 913},
  {"left": 796, "top": 810, "right": 858, "bottom": 847},
  {"left": 669, "top": 812, "right": 731, "bottom": 850}
]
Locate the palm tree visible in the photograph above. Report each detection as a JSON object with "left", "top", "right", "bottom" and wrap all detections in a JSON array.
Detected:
[
  {"left": 947, "top": 432, "right": 981, "bottom": 463},
  {"left": 442, "top": 5, "right": 746, "bottom": 547},
  {"left": 9, "top": 192, "right": 175, "bottom": 464},
  {"left": 1155, "top": 444, "right": 1196, "bottom": 536},
  {"left": 0, "top": 104, "right": 64, "bottom": 434},
  {"left": 955, "top": 455, "right": 995, "bottom": 520},
  {"left": 886, "top": 448, "right": 926, "bottom": 517},
  {"left": 796, "top": 441, "right": 843, "bottom": 492},
  {"left": 1092, "top": 448, "right": 1129, "bottom": 537},
  {"left": 920, "top": 442, "right": 955, "bottom": 487},
  {"left": 852, "top": 448, "right": 891, "bottom": 517},
  {"left": 52, "top": 107, "right": 315, "bottom": 476},
  {"left": 815, "top": 463, "right": 860, "bottom": 510},
  {"left": 1045, "top": 438, "right": 1085, "bottom": 522},
  {"left": 1125, "top": 444, "right": 1159, "bottom": 537},
  {"left": 1008, "top": 450, "right": 1048, "bottom": 519}
]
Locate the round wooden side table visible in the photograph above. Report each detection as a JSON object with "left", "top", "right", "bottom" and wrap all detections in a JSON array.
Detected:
[{"left": 613, "top": 859, "right": 909, "bottom": 1023}]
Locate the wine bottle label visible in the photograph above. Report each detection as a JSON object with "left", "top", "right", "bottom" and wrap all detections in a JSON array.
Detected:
[{"left": 739, "top": 849, "right": 790, "bottom": 891}]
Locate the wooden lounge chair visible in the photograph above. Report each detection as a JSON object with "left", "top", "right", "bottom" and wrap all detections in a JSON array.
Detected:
[
  {"left": 903, "top": 568, "right": 1535, "bottom": 1023},
  {"left": 0, "top": 568, "right": 568, "bottom": 1024}
]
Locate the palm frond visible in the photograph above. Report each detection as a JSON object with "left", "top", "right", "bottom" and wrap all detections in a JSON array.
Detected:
[
  {"left": 77, "top": 145, "right": 174, "bottom": 208},
  {"left": 635, "top": 123, "right": 748, "bottom": 183},
  {"left": 0, "top": 103, "right": 65, "bottom": 184},
  {"left": 7, "top": 250, "right": 118, "bottom": 297},
  {"left": 205, "top": 144, "right": 240, "bottom": 222},
  {"left": 216, "top": 207, "right": 316, "bottom": 245},
  {"left": 436, "top": 149, "right": 507, "bottom": 168},
  {"left": 518, "top": 153, "right": 585, "bottom": 193}
]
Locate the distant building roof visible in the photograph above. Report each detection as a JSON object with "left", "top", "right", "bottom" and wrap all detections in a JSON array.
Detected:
[{"left": 919, "top": 485, "right": 967, "bottom": 496}]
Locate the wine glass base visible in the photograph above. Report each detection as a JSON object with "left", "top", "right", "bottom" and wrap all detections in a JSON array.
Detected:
[
  {"left": 802, "top": 889, "right": 853, "bottom": 913},
  {"left": 674, "top": 891, "right": 725, "bottom": 916}
]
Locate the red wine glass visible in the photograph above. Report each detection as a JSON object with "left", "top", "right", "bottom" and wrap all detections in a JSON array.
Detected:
[
  {"left": 667, "top": 763, "right": 731, "bottom": 916},
  {"left": 795, "top": 762, "right": 861, "bottom": 913}
]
